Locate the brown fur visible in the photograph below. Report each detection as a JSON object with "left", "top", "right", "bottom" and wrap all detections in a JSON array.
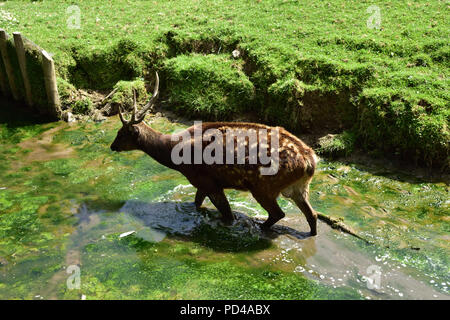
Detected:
[{"left": 111, "top": 121, "right": 319, "bottom": 235}]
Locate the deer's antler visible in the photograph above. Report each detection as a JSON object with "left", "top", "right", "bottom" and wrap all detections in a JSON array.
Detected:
[
  {"left": 118, "top": 72, "right": 159, "bottom": 125},
  {"left": 136, "top": 72, "right": 159, "bottom": 123}
]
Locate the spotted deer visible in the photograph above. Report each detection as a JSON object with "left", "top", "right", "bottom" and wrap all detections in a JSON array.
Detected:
[{"left": 110, "top": 73, "right": 319, "bottom": 235}]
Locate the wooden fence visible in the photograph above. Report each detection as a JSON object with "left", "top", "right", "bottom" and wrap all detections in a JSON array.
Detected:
[{"left": 0, "top": 29, "right": 61, "bottom": 119}]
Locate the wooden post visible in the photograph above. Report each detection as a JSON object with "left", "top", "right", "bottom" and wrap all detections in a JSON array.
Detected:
[
  {"left": 41, "top": 50, "right": 61, "bottom": 118},
  {"left": 13, "top": 32, "right": 33, "bottom": 107},
  {"left": 0, "top": 29, "right": 19, "bottom": 100},
  {"left": 0, "top": 61, "right": 7, "bottom": 96}
]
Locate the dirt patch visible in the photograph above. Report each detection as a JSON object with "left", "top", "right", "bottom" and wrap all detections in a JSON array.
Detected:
[{"left": 18, "top": 124, "right": 74, "bottom": 165}]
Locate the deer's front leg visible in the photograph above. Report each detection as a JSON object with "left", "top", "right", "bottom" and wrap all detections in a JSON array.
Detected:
[
  {"left": 207, "top": 189, "right": 235, "bottom": 224},
  {"left": 194, "top": 189, "right": 206, "bottom": 209}
]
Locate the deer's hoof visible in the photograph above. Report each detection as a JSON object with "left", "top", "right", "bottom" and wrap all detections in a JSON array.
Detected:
[
  {"left": 220, "top": 217, "right": 234, "bottom": 226},
  {"left": 258, "top": 222, "right": 272, "bottom": 232}
]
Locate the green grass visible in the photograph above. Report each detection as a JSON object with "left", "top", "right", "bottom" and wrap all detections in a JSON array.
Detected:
[
  {"left": 0, "top": 0, "right": 448, "bottom": 167},
  {"left": 317, "top": 131, "right": 356, "bottom": 158},
  {"left": 164, "top": 54, "right": 254, "bottom": 119},
  {"left": 108, "top": 78, "right": 148, "bottom": 111}
]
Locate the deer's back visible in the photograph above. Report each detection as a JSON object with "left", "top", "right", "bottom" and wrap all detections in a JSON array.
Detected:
[{"left": 172, "top": 122, "right": 317, "bottom": 193}]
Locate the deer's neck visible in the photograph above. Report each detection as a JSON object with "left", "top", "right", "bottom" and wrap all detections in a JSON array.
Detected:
[{"left": 136, "top": 123, "right": 175, "bottom": 169}]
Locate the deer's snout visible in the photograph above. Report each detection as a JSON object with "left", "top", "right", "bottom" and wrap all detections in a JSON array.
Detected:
[{"left": 110, "top": 143, "right": 118, "bottom": 152}]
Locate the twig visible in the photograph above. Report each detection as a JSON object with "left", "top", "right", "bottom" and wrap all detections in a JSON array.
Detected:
[{"left": 101, "top": 88, "right": 118, "bottom": 104}]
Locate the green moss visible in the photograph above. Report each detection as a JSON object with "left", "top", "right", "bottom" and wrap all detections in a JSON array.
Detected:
[
  {"left": 0, "top": 194, "right": 48, "bottom": 247},
  {"left": 43, "top": 159, "right": 83, "bottom": 176},
  {"left": 317, "top": 131, "right": 356, "bottom": 158},
  {"left": 0, "top": 190, "right": 13, "bottom": 211},
  {"left": 71, "top": 97, "right": 93, "bottom": 115},
  {"left": 109, "top": 78, "right": 148, "bottom": 111},
  {"left": 164, "top": 54, "right": 254, "bottom": 120},
  {"left": 0, "top": 250, "right": 64, "bottom": 299},
  {"left": 0, "top": 122, "right": 53, "bottom": 145},
  {"left": 56, "top": 77, "right": 77, "bottom": 110},
  {"left": 191, "top": 223, "right": 271, "bottom": 253},
  {"left": 358, "top": 88, "right": 449, "bottom": 166},
  {"left": 411, "top": 53, "right": 433, "bottom": 67},
  {"left": 310, "top": 160, "right": 450, "bottom": 282},
  {"left": 58, "top": 234, "right": 360, "bottom": 300},
  {"left": 68, "top": 39, "right": 148, "bottom": 90}
]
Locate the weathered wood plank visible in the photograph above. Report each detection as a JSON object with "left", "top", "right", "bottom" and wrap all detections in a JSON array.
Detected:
[
  {"left": 41, "top": 50, "right": 61, "bottom": 118},
  {"left": 0, "top": 60, "right": 8, "bottom": 96},
  {"left": 0, "top": 29, "right": 19, "bottom": 100},
  {"left": 13, "top": 32, "right": 33, "bottom": 107}
]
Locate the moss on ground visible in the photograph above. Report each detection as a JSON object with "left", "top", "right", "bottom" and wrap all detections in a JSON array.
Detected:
[
  {"left": 56, "top": 78, "right": 77, "bottom": 110},
  {"left": 317, "top": 131, "right": 356, "bottom": 158},
  {"left": 68, "top": 39, "right": 150, "bottom": 90},
  {"left": 358, "top": 88, "right": 449, "bottom": 167},
  {"left": 71, "top": 97, "right": 93, "bottom": 115}
]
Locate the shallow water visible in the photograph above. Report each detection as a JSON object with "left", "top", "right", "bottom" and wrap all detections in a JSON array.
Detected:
[{"left": 0, "top": 104, "right": 448, "bottom": 300}]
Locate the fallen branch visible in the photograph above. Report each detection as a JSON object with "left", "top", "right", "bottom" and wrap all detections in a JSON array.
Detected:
[
  {"left": 316, "top": 211, "right": 371, "bottom": 244},
  {"left": 101, "top": 87, "right": 118, "bottom": 104}
]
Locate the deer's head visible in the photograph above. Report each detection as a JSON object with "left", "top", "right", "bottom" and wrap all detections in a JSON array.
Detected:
[{"left": 110, "top": 73, "right": 159, "bottom": 152}]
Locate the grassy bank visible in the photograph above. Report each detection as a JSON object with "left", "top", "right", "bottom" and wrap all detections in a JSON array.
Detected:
[{"left": 0, "top": 0, "right": 448, "bottom": 167}]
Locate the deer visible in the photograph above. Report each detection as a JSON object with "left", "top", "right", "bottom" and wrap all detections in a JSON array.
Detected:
[{"left": 110, "top": 73, "right": 319, "bottom": 235}]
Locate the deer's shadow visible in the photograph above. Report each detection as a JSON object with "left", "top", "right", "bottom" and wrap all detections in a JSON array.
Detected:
[{"left": 82, "top": 199, "right": 313, "bottom": 253}]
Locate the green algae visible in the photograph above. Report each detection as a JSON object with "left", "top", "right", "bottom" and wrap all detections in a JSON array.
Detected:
[
  {"left": 57, "top": 222, "right": 359, "bottom": 300},
  {"left": 308, "top": 161, "right": 449, "bottom": 287}
]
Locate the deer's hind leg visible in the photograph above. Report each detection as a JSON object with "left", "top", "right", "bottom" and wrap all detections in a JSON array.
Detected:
[
  {"left": 282, "top": 178, "right": 317, "bottom": 236},
  {"left": 291, "top": 194, "right": 317, "bottom": 236},
  {"left": 251, "top": 192, "right": 286, "bottom": 230}
]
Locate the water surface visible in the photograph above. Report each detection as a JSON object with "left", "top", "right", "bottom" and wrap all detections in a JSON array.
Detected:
[{"left": 0, "top": 103, "right": 448, "bottom": 299}]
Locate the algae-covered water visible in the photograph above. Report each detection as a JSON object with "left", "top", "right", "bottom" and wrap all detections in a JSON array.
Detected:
[{"left": 0, "top": 102, "right": 448, "bottom": 300}]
